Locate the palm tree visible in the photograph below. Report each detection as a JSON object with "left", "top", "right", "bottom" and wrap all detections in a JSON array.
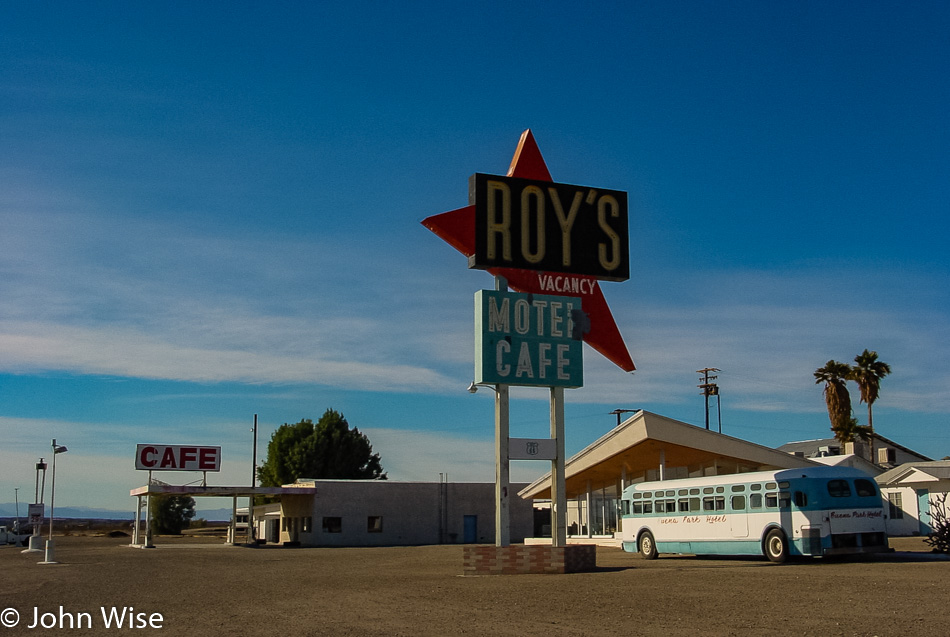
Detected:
[
  {"left": 851, "top": 349, "right": 891, "bottom": 461},
  {"left": 814, "top": 360, "right": 854, "bottom": 445}
]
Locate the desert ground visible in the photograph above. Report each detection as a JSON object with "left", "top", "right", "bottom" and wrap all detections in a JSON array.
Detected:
[{"left": 1, "top": 534, "right": 946, "bottom": 636}]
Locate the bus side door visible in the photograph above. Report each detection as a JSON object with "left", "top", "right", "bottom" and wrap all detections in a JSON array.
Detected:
[{"left": 730, "top": 493, "right": 749, "bottom": 537}]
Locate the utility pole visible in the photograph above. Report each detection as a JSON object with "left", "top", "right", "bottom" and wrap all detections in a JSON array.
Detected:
[
  {"left": 610, "top": 409, "right": 637, "bottom": 427},
  {"left": 697, "top": 368, "right": 720, "bottom": 431}
]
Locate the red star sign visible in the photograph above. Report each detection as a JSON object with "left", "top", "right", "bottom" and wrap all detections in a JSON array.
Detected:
[{"left": 421, "top": 130, "right": 635, "bottom": 372}]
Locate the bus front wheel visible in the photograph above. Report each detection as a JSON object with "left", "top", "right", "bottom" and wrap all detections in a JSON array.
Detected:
[
  {"left": 639, "top": 531, "right": 658, "bottom": 559},
  {"left": 764, "top": 529, "right": 789, "bottom": 563}
]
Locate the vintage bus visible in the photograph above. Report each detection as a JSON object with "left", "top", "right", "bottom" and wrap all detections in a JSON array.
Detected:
[{"left": 620, "top": 466, "right": 888, "bottom": 563}]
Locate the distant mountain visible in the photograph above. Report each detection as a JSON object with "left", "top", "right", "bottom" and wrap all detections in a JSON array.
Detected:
[{"left": 0, "top": 503, "right": 235, "bottom": 522}]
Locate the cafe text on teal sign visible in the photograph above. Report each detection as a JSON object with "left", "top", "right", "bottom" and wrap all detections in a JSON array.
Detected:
[{"left": 475, "top": 289, "right": 584, "bottom": 388}]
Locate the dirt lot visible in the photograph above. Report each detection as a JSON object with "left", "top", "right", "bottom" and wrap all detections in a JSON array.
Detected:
[{"left": 1, "top": 535, "right": 946, "bottom": 636}]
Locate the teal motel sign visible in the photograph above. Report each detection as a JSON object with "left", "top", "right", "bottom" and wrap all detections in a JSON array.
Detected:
[{"left": 475, "top": 290, "right": 584, "bottom": 388}]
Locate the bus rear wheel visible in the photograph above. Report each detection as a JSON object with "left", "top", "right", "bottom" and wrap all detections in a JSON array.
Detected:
[
  {"left": 764, "top": 529, "right": 789, "bottom": 563},
  {"left": 639, "top": 531, "right": 658, "bottom": 559}
]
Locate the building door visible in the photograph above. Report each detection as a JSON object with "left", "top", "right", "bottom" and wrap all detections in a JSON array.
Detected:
[
  {"left": 918, "top": 489, "right": 932, "bottom": 535},
  {"left": 463, "top": 515, "right": 478, "bottom": 543}
]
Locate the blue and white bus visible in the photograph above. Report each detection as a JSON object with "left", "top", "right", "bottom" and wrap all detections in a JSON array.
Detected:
[{"left": 620, "top": 466, "right": 888, "bottom": 563}]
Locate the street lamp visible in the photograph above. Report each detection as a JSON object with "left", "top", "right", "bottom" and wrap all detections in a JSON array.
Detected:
[
  {"left": 39, "top": 439, "right": 67, "bottom": 565},
  {"left": 14, "top": 487, "right": 20, "bottom": 544}
]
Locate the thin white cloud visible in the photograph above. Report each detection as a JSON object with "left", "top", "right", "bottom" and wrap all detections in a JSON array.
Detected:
[{"left": 2, "top": 186, "right": 948, "bottom": 418}]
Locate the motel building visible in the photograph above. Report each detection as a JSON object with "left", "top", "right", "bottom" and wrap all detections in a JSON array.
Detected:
[{"left": 131, "top": 410, "right": 939, "bottom": 548}]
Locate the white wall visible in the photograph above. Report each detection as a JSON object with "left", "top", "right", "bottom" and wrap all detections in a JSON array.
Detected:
[
  {"left": 278, "top": 481, "right": 533, "bottom": 547},
  {"left": 882, "top": 484, "right": 950, "bottom": 537}
]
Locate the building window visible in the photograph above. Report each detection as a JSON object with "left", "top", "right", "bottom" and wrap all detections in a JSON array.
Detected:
[
  {"left": 302, "top": 516, "right": 312, "bottom": 533},
  {"left": 367, "top": 516, "right": 383, "bottom": 533},
  {"left": 322, "top": 516, "right": 342, "bottom": 533},
  {"left": 888, "top": 493, "right": 904, "bottom": 520},
  {"left": 879, "top": 447, "right": 897, "bottom": 464}
]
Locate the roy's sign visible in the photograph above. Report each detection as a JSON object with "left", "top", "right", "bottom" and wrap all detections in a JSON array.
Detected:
[
  {"left": 469, "top": 173, "right": 629, "bottom": 281},
  {"left": 475, "top": 289, "right": 584, "bottom": 388},
  {"left": 135, "top": 444, "right": 221, "bottom": 472}
]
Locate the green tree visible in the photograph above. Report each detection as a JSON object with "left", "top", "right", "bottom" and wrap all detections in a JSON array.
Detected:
[
  {"left": 850, "top": 349, "right": 891, "bottom": 460},
  {"left": 149, "top": 494, "right": 196, "bottom": 535},
  {"left": 257, "top": 409, "right": 386, "bottom": 487},
  {"left": 814, "top": 360, "right": 863, "bottom": 444}
]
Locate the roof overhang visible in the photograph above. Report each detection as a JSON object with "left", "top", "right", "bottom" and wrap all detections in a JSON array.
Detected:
[
  {"left": 130, "top": 485, "right": 317, "bottom": 498},
  {"left": 519, "top": 410, "right": 816, "bottom": 500}
]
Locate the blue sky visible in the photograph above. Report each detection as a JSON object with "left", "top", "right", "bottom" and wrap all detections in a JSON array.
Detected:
[{"left": 2, "top": 2, "right": 948, "bottom": 513}]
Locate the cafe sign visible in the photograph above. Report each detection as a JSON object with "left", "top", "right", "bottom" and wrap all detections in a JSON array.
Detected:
[{"left": 475, "top": 289, "right": 583, "bottom": 388}]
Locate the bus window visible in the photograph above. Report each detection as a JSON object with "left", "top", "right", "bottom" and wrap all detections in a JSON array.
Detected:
[
  {"left": 731, "top": 485, "right": 746, "bottom": 492},
  {"left": 766, "top": 482, "right": 777, "bottom": 490},
  {"left": 622, "top": 501, "right": 630, "bottom": 515},
  {"left": 794, "top": 491, "right": 808, "bottom": 507},
  {"left": 855, "top": 479, "right": 877, "bottom": 497},
  {"left": 750, "top": 484, "right": 762, "bottom": 491},
  {"left": 731, "top": 495, "right": 745, "bottom": 510},
  {"left": 703, "top": 487, "right": 714, "bottom": 494},
  {"left": 702, "top": 497, "right": 715, "bottom": 511},
  {"left": 778, "top": 493, "right": 791, "bottom": 509},
  {"left": 689, "top": 488, "right": 700, "bottom": 495},
  {"left": 632, "top": 493, "right": 642, "bottom": 499},
  {"left": 643, "top": 502, "right": 653, "bottom": 514},
  {"left": 715, "top": 487, "right": 725, "bottom": 494},
  {"left": 666, "top": 499, "right": 676, "bottom": 512},
  {"left": 689, "top": 498, "right": 700, "bottom": 511},
  {"left": 665, "top": 490, "right": 676, "bottom": 497},
  {"left": 678, "top": 489, "right": 689, "bottom": 496},
  {"left": 678, "top": 499, "right": 689, "bottom": 512},
  {"left": 765, "top": 493, "right": 778, "bottom": 508},
  {"left": 778, "top": 481, "right": 790, "bottom": 489},
  {"left": 749, "top": 493, "right": 762, "bottom": 509},
  {"left": 828, "top": 480, "right": 852, "bottom": 498},
  {"left": 632, "top": 502, "right": 642, "bottom": 515}
]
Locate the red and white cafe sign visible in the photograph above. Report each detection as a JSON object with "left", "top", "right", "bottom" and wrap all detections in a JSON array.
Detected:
[{"left": 135, "top": 444, "right": 221, "bottom": 472}]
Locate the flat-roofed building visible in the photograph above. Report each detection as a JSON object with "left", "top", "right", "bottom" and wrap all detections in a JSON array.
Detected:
[{"left": 278, "top": 480, "right": 533, "bottom": 547}]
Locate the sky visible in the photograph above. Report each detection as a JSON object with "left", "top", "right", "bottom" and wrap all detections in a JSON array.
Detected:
[{"left": 1, "top": 1, "right": 948, "bottom": 514}]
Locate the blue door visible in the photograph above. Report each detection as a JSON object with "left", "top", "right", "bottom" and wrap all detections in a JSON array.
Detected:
[
  {"left": 918, "top": 489, "right": 932, "bottom": 534},
  {"left": 463, "top": 515, "right": 478, "bottom": 543}
]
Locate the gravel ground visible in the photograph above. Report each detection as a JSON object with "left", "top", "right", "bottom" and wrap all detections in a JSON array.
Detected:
[{"left": 1, "top": 535, "right": 946, "bottom": 636}]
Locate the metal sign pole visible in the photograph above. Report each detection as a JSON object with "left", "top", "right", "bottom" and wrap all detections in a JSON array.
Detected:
[
  {"left": 495, "top": 383, "right": 510, "bottom": 547},
  {"left": 144, "top": 470, "right": 153, "bottom": 548},
  {"left": 550, "top": 386, "right": 567, "bottom": 547},
  {"left": 494, "top": 273, "right": 511, "bottom": 548}
]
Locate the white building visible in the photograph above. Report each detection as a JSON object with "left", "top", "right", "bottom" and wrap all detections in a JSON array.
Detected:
[
  {"left": 273, "top": 480, "right": 534, "bottom": 547},
  {"left": 876, "top": 461, "right": 950, "bottom": 536},
  {"left": 777, "top": 435, "right": 931, "bottom": 470}
]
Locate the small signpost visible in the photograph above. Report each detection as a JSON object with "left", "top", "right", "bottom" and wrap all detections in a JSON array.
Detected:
[
  {"left": 424, "top": 130, "right": 632, "bottom": 573},
  {"left": 27, "top": 503, "right": 44, "bottom": 527}
]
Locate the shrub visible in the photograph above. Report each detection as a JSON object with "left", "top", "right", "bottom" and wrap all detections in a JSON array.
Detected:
[{"left": 924, "top": 493, "right": 949, "bottom": 554}]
